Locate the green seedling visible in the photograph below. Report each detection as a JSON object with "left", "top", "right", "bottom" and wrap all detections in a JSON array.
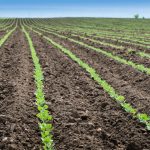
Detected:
[
  {"left": 39, "top": 123, "right": 53, "bottom": 150},
  {"left": 121, "top": 103, "right": 137, "bottom": 115},
  {"left": 116, "top": 96, "right": 125, "bottom": 102},
  {"left": 137, "top": 113, "right": 150, "bottom": 123},
  {"left": 37, "top": 109, "right": 52, "bottom": 122}
]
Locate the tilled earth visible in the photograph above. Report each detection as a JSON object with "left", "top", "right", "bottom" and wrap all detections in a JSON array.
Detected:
[
  {"left": 37, "top": 31, "right": 150, "bottom": 115},
  {"left": 0, "top": 29, "right": 150, "bottom": 150},
  {"left": 90, "top": 36, "right": 150, "bottom": 53},
  {"left": 0, "top": 31, "right": 6, "bottom": 38},
  {"left": 30, "top": 31, "right": 150, "bottom": 150},
  {"left": 0, "top": 29, "right": 41, "bottom": 149},
  {"left": 67, "top": 34, "right": 150, "bottom": 68}
]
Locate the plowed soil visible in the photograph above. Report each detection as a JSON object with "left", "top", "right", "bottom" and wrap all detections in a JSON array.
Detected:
[
  {"left": 36, "top": 31, "right": 150, "bottom": 115},
  {"left": 0, "top": 31, "right": 6, "bottom": 38},
  {"left": 0, "top": 27, "right": 150, "bottom": 150},
  {"left": 29, "top": 30, "right": 150, "bottom": 150},
  {"left": 0, "top": 29, "right": 41, "bottom": 149},
  {"left": 91, "top": 36, "right": 150, "bottom": 53},
  {"left": 66, "top": 34, "right": 150, "bottom": 68}
]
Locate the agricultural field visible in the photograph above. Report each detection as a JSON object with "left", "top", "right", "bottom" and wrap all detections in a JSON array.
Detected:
[{"left": 0, "top": 18, "right": 150, "bottom": 150}]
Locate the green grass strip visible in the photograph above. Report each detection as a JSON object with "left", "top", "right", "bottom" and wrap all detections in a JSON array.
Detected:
[
  {"left": 22, "top": 26, "right": 53, "bottom": 150},
  {"left": 29, "top": 26, "right": 150, "bottom": 131},
  {"left": 0, "top": 26, "right": 16, "bottom": 47},
  {"left": 31, "top": 26, "right": 150, "bottom": 75}
]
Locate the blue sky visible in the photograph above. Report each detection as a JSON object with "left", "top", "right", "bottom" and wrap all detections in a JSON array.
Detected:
[{"left": 0, "top": 0, "right": 150, "bottom": 18}]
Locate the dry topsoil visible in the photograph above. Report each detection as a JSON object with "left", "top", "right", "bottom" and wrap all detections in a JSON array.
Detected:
[{"left": 30, "top": 31, "right": 150, "bottom": 150}]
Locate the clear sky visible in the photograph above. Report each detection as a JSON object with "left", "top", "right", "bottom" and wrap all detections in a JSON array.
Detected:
[{"left": 0, "top": 0, "right": 150, "bottom": 18}]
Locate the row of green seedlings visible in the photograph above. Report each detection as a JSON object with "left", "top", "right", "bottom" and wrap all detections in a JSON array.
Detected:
[
  {"left": 0, "top": 18, "right": 13, "bottom": 24},
  {"left": 0, "top": 26, "right": 17, "bottom": 47},
  {"left": 33, "top": 21, "right": 150, "bottom": 47},
  {"left": 27, "top": 26, "right": 150, "bottom": 131},
  {"left": 76, "top": 23, "right": 150, "bottom": 43},
  {"left": 3, "top": 22, "right": 16, "bottom": 31},
  {"left": 71, "top": 31, "right": 150, "bottom": 62},
  {"left": 0, "top": 20, "right": 16, "bottom": 31},
  {"left": 70, "top": 34, "right": 150, "bottom": 59},
  {"left": 51, "top": 23, "right": 150, "bottom": 49},
  {"left": 56, "top": 26, "right": 150, "bottom": 49},
  {"left": 98, "top": 32, "right": 150, "bottom": 45},
  {"left": 89, "top": 33, "right": 150, "bottom": 49},
  {"left": 34, "top": 24, "right": 150, "bottom": 59},
  {"left": 40, "top": 18, "right": 150, "bottom": 38},
  {"left": 77, "top": 28, "right": 150, "bottom": 44},
  {"left": 28, "top": 25, "right": 150, "bottom": 75},
  {"left": 0, "top": 21, "right": 11, "bottom": 28},
  {"left": 22, "top": 26, "right": 53, "bottom": 150},
  {"left": 28, "top": 19, "right": 146, "bottom": 41},
  {"left": 31, "top": 23, "right": 124, "bottom": 50},
  {"left": 36, "top": 24, "right": 150, "bottom": 59},
  {"left": 37, "top": 19, "right": 141, "bottom": 37}
]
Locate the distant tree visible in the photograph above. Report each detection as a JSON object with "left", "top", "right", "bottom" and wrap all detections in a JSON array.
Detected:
[
  {"left": 134, "top": 14, "right": 139, "bottom": 19},
  {"left": 142, "top": 17, "right": 145, "bottom": 19}
]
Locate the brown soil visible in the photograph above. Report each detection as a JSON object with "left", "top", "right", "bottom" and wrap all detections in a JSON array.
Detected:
[
  {"left": 0, "top": 31, "right": 6, "bottom": 38},
  {"left": 0, "top": 29, "right": 41, "bottom": 149},
  {"left": 66, "top": 34, "right": 150, "bottom": 68},
  {"left": 0, "top": 26, "right": 150, "bottom": 150},
  {"left": 109, "top": 37, "right": 150, "bottom": 46},
  {"left": 91, "top": 36, "right": 150, "bottom": 53},
  {"left": 55, "top": 31, "right": 150, "bottom": 54},
  {"left": 34, "top": 29, "right": 150, "bottom": 67},
  {"left": 29, "top": 30, "right": 150, "bottom": 150},
  {"left": 35, "top": 30, "right": 150, "bottom": 116}
]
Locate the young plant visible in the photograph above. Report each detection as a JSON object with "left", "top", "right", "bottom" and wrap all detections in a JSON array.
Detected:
[{"left": 137, "top": 113, "right": 150, "bottom": 123}]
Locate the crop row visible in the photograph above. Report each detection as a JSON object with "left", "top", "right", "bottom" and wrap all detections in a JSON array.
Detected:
[
  {"left": 32, "top": 23, "right": 150, "bottom": 59},
  {"left": 0, "top": 26, "right": 16, "bottom": 47},
  {"left": 31, "top": 19, "right": 150, "bottom": 44},
  {"left": 25, "top": 18, "right": 150, "bottom": 62},
  {"left": 70, "top": 34, "right": 150, "bottom": 59},
  {"left": 0, "top": 21, "right": 54, "bottom": 149},
  {"left": 26, "top": 24, "right": 150, "bottom": 75},
  {"left": 0, "top": 19, "right": 15, "bottom": 30},
  {"left": 95, "top": 31, "right": 150, "bottom": 43},
  {"left": 79, "top": 34, "right": 148, "bottom": 50},
  {"left": 22, "top": 26, "right": 54, "bottom": 150},
  {"left": 25, "top": 25, "right": 150, "bottom": 131},
  {"left": 27, "top": 20, "right": 150, "bottom": 58},
  {"left": 33, "top": 18, "right": 150, "bottom": 35}
]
